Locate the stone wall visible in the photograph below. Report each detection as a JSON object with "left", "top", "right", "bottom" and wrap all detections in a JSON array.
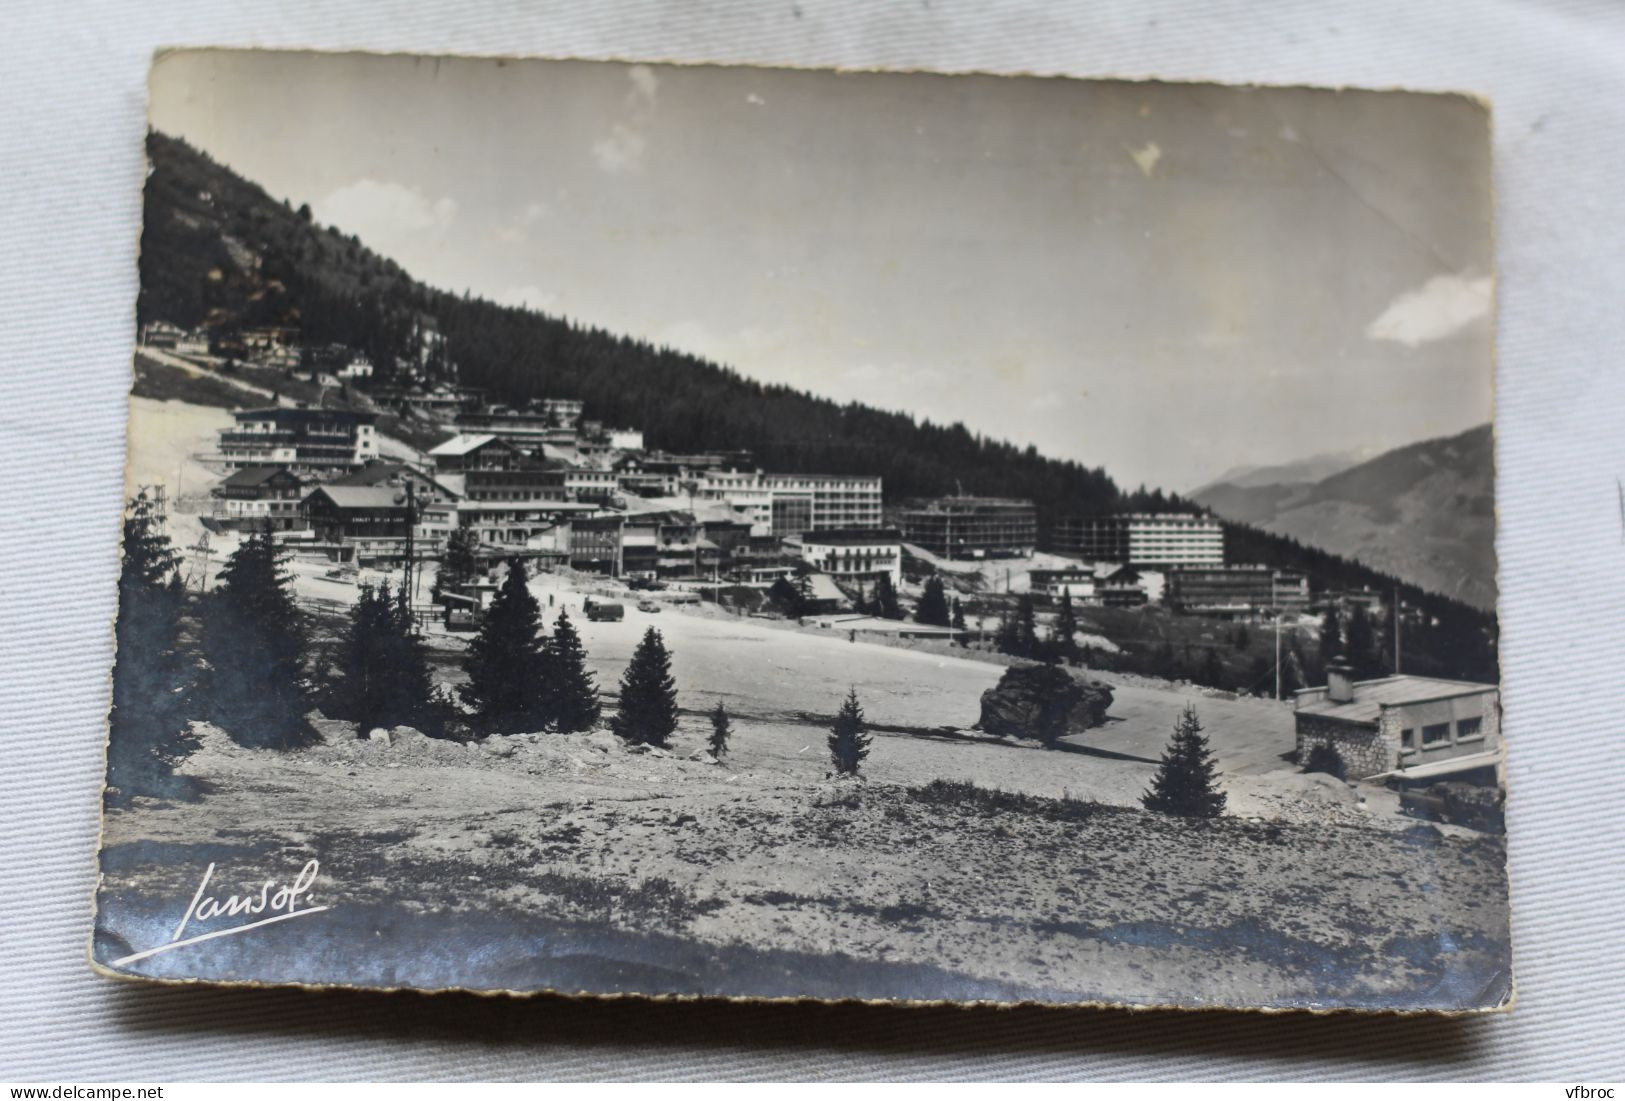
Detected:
[{"left": 1294, "top": 715, "right": 1396, "bottom": 779}]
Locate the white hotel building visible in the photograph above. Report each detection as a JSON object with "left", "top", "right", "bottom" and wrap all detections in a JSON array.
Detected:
[
  {"left": 1050, "top": 512, "right": 1225, "bottom": 567},
  {"left": 697, "top": 472, "right": 883, "bottom": 537}
]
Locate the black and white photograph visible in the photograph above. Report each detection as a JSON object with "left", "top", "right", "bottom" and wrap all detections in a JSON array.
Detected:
[{"left": 93, "top": 48, "right": 1507, "bottom": 1012}]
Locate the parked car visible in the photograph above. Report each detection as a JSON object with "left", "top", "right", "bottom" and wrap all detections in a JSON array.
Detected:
[{"left": 636, "top": 599, "right": 662, "bottom": 613}]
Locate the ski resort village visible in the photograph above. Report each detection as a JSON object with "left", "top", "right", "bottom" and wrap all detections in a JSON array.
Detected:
[
  {"left": 100, "top": 308, "right": 1511, "bottom": 1008},
  {"left": 135, "top": 315, "right": 1503, "bottom": 800}
]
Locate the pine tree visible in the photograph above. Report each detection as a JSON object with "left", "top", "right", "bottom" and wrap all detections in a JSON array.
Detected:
[
  {"left": 1346, "top": 603, "right": 1378, "bottom": 677},
  {"left": 1233, "top": 624, "right": 1251, "bottom": 651},
  {"left": 331, "top": 580, "right": 437, "bottom": 735},
  {"left": 1142, "top": 704, "right": 1227, "bottom": 818},
  {"left": 106, "top": 491, "right": 198, "bottom": 802},
  {"left": 545, "top": 608, "right": 600, "bottom": 732},
  {"left": 915, "top": 575, "right": 950, "bottom": 626},
  {"left": 950, "top": 597, "right": 966, "bottom": 631},
  {"left": 459, "top": 558, "right": 550, "bottom": 733},
  {"left": 1198, "top": 647, "right": 1227, "bottom": 689},
  {"left": 995, "top": 607, "right": 1021, "bottom": 655},
  {"left": 433, "top": 526, "right": 480, "bottom": 606},
  {"left": 708, "top": 700, "right": 732, "bottom": 760},
  {"left": 1319, "top": 604, "right": 1343, "bottom": 664},
  {"left": 1053, "top": 591, "right": 1079, "bottom": 661},
  {"left": 612, "top": 627, "right": 679, "bottom": 746},
  {"left": 827, "top": 688, "right": 871, "bottom": 776},
  {"left": 872, "top": 572, "right": 902, "bottom": 620},
  {"left": 768, "top": 576, "right": 802, "bottom": 616},
  {"left": 202, "top": 522, "right": 311, "bottom": 748},
  {"left": 1014, "top": 593, "right": 1040, "bottom": 657}
]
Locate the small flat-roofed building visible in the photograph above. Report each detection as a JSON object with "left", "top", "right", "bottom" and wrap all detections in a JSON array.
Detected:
[
  {"left": 1294, "top": 663, "right": 1501, "bottom": 784},
  {"left": 800, "top": 528, "right": 902, "bottom": 584}
]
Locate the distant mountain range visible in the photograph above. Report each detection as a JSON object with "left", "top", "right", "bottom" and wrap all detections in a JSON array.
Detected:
[
  {"left": 1192, "top": 446, "right": 1382, "bottom": 495},
  {"left": 1193, "top": 424, "right": 1496, "bottom": 611}
]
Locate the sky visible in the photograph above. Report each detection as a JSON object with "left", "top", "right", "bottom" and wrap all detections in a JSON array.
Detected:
[{"left": 148, "top": 50, "right": 1494, "bottom": 493}]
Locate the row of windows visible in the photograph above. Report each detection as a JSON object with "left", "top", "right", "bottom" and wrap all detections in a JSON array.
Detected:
[{"left": 1401, "top": 716, "right": 1485, "bottom": 753}]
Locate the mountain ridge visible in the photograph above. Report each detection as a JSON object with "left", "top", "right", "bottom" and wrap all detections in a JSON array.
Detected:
[
  {"left": 136, "top": 130, "right": 1496, "bottom": 639},
  {"left": 1193, "top": 424, "right": 1496, "bottom": 611}
]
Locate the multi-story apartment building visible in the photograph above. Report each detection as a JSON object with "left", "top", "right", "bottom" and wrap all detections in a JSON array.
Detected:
[
  {"left": 617, "top": 452, "right": 757, "bottom": 498},
  {"left": 898, "top": 497, "right": 1037, "bottom": 559},
  {"left": 454, "top": 403, "right": 582, "bottom": 447},
  {"left": 454, "top": 498, "right": 596, "bottom": 547},
  {"left": 300, "top": 485, "right": 413, "bottom": 564},
  {"left": 211, "top": 466, "right": 308, "bottom": 532},
  {"left": 564, "top": 468, "right": 620, "bottom": 504},
  {"left": 800, "top": 528, "right": 902, "bottom": 584},
  {"left": 1165, "top": 564, "right": 1310, "bottom": 616},
  {"left": 1028, "top": 566, "right": 1097, "bottom": 602},
  {"left": 1049, "top": 512, "right": 1224, "bottom": 567},
  {"left": 696, "top": 472, "right": 884, "bottom": 537},
  {"left": 217, "top": 407, "right": 379, "bottom": 474},
  {"left": 570, "top": 514, "right": 625, "bottom": 574},
  {"left": 460, "top": 466, "right": 569, "bottom": 504}
]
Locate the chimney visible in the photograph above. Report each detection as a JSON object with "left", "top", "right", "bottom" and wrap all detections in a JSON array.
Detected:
[{"left": 1326, "top": 660, "right": 1356, "bottom": 704}]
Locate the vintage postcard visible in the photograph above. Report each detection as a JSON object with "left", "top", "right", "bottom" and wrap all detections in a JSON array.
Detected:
[{"left": 94, "top": 50, "right": 1507, "bottom": 1011}]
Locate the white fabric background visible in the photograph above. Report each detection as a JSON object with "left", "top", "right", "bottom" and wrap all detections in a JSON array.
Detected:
[{"left": 3, "top": 0, "right": 1623, "bottom": 1081}]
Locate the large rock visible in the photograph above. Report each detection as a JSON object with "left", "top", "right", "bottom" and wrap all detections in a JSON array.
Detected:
[{"left": 976, "top": 663, "right": 1114, "bottom": 743}]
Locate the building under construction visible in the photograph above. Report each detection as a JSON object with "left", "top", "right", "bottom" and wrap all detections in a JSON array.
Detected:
[{"left": 898, "top": 497, "right": 1037, "bottom": 559}]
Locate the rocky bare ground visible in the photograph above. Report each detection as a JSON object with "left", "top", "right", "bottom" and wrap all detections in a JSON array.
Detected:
[{"left": 97, "top": 712, "right": 1510, "bottom": 1010}]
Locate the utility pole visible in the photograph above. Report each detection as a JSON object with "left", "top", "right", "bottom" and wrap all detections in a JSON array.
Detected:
[
  {"left": 403, "top": 481, "right": 417, "bottom": 623},
  {"left": 1267, "top": 574, "right": 1280, "bottom": 701},
  {"left": 1393, "top": 584, "right": 1402, "bottom": 675},
  {"left": 1274, "top": 615, "right": 1282, "bottom": 700},
  {"left": 189, "top": 530, "right": 213, "bottom": 594}
]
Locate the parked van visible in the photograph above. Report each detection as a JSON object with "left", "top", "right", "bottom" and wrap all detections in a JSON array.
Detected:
[{"left": 584, "top": 598, "right": 625, "bottom": 622}]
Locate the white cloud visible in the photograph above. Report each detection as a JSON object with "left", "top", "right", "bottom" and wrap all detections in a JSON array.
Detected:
[
  {"left": 1365, "top": 272, "right": 1493, "bottom": 347},
  {"left": 1127, "top": 141, "right": 1161, "bottom": 178},
  {"left": 495, "top": 201, "right": 552, "bottom": 244},
  {"left": 628, "top": 64, "right": 659, "bottom": 104},
  {"left": 592, "top": 65, "right": 660, "bottom": 175},
  {"left": 592, "top": 124, "right": 647, "bottom": 175},
  {"left": 314, "top": 179, "right": 457, "bottom": 246}
]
